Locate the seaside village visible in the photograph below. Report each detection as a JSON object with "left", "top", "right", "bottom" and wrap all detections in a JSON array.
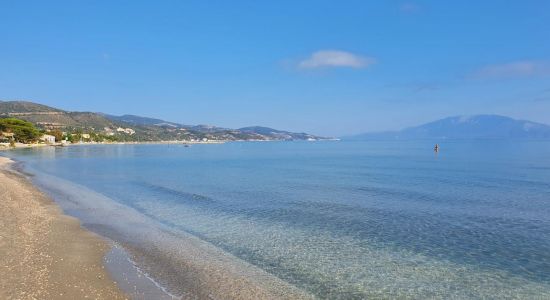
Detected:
[
  {"left": 0, "top": 117, "right": 141, "bottom": 149},
  {"left": 0, "top": 117, "right": 216, "bottom": 149}
]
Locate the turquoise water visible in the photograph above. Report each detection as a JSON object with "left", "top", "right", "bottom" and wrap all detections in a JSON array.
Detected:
[{"left": 7, "top": 140, "right": 550, "bottom": 298}]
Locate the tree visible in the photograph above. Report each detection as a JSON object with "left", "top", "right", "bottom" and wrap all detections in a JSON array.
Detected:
[
  {"left": 0, "top": 118, "right": 41, "bottom": 143},
  {"left": 47, "top": 129, "right": 64, "bottom": 142}
]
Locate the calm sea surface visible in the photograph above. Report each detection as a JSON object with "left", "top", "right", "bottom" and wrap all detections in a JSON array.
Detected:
[{"left": 7, "top": 140, "right": 550, "bottom": 299}]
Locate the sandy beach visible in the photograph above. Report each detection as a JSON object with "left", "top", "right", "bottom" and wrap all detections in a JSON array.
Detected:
[{"left": 0, "top": 156, "right": 126, "bottom": 299}]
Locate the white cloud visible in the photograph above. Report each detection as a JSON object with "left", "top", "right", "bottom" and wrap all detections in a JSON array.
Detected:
[
  {"left": 472, "top": 60, "right": 550, "bottom": 79},
  {"left": 298, "top": 50, "right": 375, "bottom": 69}
]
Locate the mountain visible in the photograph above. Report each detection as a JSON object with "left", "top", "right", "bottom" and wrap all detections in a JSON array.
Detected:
[
  {"left": 350, "top": 115, "right": 550, "bottom": 140},
  {"left": 0, "top": 100, "right": 63, "bottom": 113},
  {"left": 0, "top": 100, "right": 327, "bottom": 141},
  {"left": 102, "top": 114, "right": 239, "bottom": 133},
  {"left": 101, "top": 114, "right": 185, "bottom": 128},
  {"left": 0, "top": 101, "right": 117, "bottom": 130},
  {"left": 102, "top": 114, "right": 322, "bottom": 140}
]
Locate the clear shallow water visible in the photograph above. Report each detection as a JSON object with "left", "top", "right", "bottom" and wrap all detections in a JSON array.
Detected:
[{"left": 7, "top": 140, "right": 550, "bottom": 299}]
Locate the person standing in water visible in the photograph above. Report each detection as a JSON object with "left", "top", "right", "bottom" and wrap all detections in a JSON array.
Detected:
[{"left": 434, "top": 144, "right": 440, "bottom": 153}]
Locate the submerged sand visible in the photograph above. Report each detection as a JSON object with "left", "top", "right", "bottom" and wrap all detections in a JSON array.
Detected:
[{"left": 0, "top": 156, "right": 126, "bottom": 299}]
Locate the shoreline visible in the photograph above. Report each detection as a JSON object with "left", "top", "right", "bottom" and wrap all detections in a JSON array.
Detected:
[
  {"left": 0, "top": 138, "right": 339, "bottom": 151},
  {"left": 0, "top": 156, "right": 127, "bottom": 299},
  {"left": 3, "top": 152, "right": 314, "bottom": 300},
  {"left": 0, "top": 140, "right": 225, "bottom": 151},
  {"left": 19, "top": 153, "right": 314, "bottom": 299}
]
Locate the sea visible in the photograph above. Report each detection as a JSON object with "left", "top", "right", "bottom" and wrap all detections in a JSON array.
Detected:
[{"left": 6, "top": 140, "right": 550, "bottom": 299}]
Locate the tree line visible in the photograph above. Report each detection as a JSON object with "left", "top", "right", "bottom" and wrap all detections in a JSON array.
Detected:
[{"left": 1, "top": 117, "right": 122, "bottom": 144}]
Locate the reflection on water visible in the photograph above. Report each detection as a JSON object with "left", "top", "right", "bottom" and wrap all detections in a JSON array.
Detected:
[{"left": 8, "top": 140, "right": 550, "bottom": 298}]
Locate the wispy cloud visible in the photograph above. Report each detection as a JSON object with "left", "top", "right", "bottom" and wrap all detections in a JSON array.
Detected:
[
  {"left": 298, "top": 50, "right": 375, "bottom": 69},
  {"left": 400, "top": 2, "right": 420, "bottom": 13},
  {"left": 413, "top": 83, "right": 440, "bottom": 93},
  {"left": 533, "top": 88, "right": 550, "bottom": 102},
  {"left": 471, "top": 60, "right": 550, "bottom": 79},
  {"left": 533, "top": 97, "right": 550, "bottom": 102}
]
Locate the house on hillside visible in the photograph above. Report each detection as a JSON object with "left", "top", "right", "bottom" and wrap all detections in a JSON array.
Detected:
[
  {"left": 117, "top": 127, "right": 135, "bottom": 135},
  {"left": 40, "top": 134, "right": 56, "bottom": 144}
]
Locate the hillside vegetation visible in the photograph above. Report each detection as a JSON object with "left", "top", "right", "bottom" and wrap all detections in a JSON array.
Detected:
[{"left": 0, "top": 101, "right": 327, "bottom": 142}]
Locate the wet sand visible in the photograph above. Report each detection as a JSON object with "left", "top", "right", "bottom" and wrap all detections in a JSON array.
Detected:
[{"left": 0, "top": 156, "right": 126, "bottom": 299}]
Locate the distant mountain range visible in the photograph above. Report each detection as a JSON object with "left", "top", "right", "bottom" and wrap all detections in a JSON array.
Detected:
[
  {"left": 101, "top": 113, "right": 233, "bottom": 133},
  {"left": 0, "top": 100, "right": 327, "bottom": 142},
  {"left": 101, "top": 114, "right": 184, "bottom": 128},
  {"left": 4, "top": 101, "right": 547, "bottom": 141},
  {"left": 349, "top": 115, "right": 550, "bottom": 140}
]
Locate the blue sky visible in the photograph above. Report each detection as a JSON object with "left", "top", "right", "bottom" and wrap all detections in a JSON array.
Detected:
[{"left": 1, "top": 1, "right": 549, "bottom": 136}]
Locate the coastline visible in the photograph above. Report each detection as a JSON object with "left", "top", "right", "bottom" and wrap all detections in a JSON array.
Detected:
[
  {"left": 3, "top": 150, "right": 314, "bottom": 300},
  {"left": 27, "top": 162, "right": 314, "bottom": 300},
  {"left": 0, "top": 140, "right": 224, "bottom": 151},
  {"left": 0, "top": 156, "right": 126, "bottom": 299},
  {"left": 0, "top": 138, "right": 337, "bottom": 151}
]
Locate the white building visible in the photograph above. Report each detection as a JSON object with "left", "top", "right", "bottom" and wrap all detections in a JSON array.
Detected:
[
  {"left": 116, "top": 127, "right": 136, "bottom": 135},
  {"left": 40, "top": 134, "right": 56, "bottom": 144}
]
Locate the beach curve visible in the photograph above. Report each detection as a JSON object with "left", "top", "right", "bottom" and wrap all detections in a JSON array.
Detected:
[{"left": 0, "top": 156, "right": 126, "bottom": 299}]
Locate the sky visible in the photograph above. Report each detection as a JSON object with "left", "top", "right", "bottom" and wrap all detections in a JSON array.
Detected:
[{"left": 1, "top": 1, "right": 549, "bottom": 136}]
